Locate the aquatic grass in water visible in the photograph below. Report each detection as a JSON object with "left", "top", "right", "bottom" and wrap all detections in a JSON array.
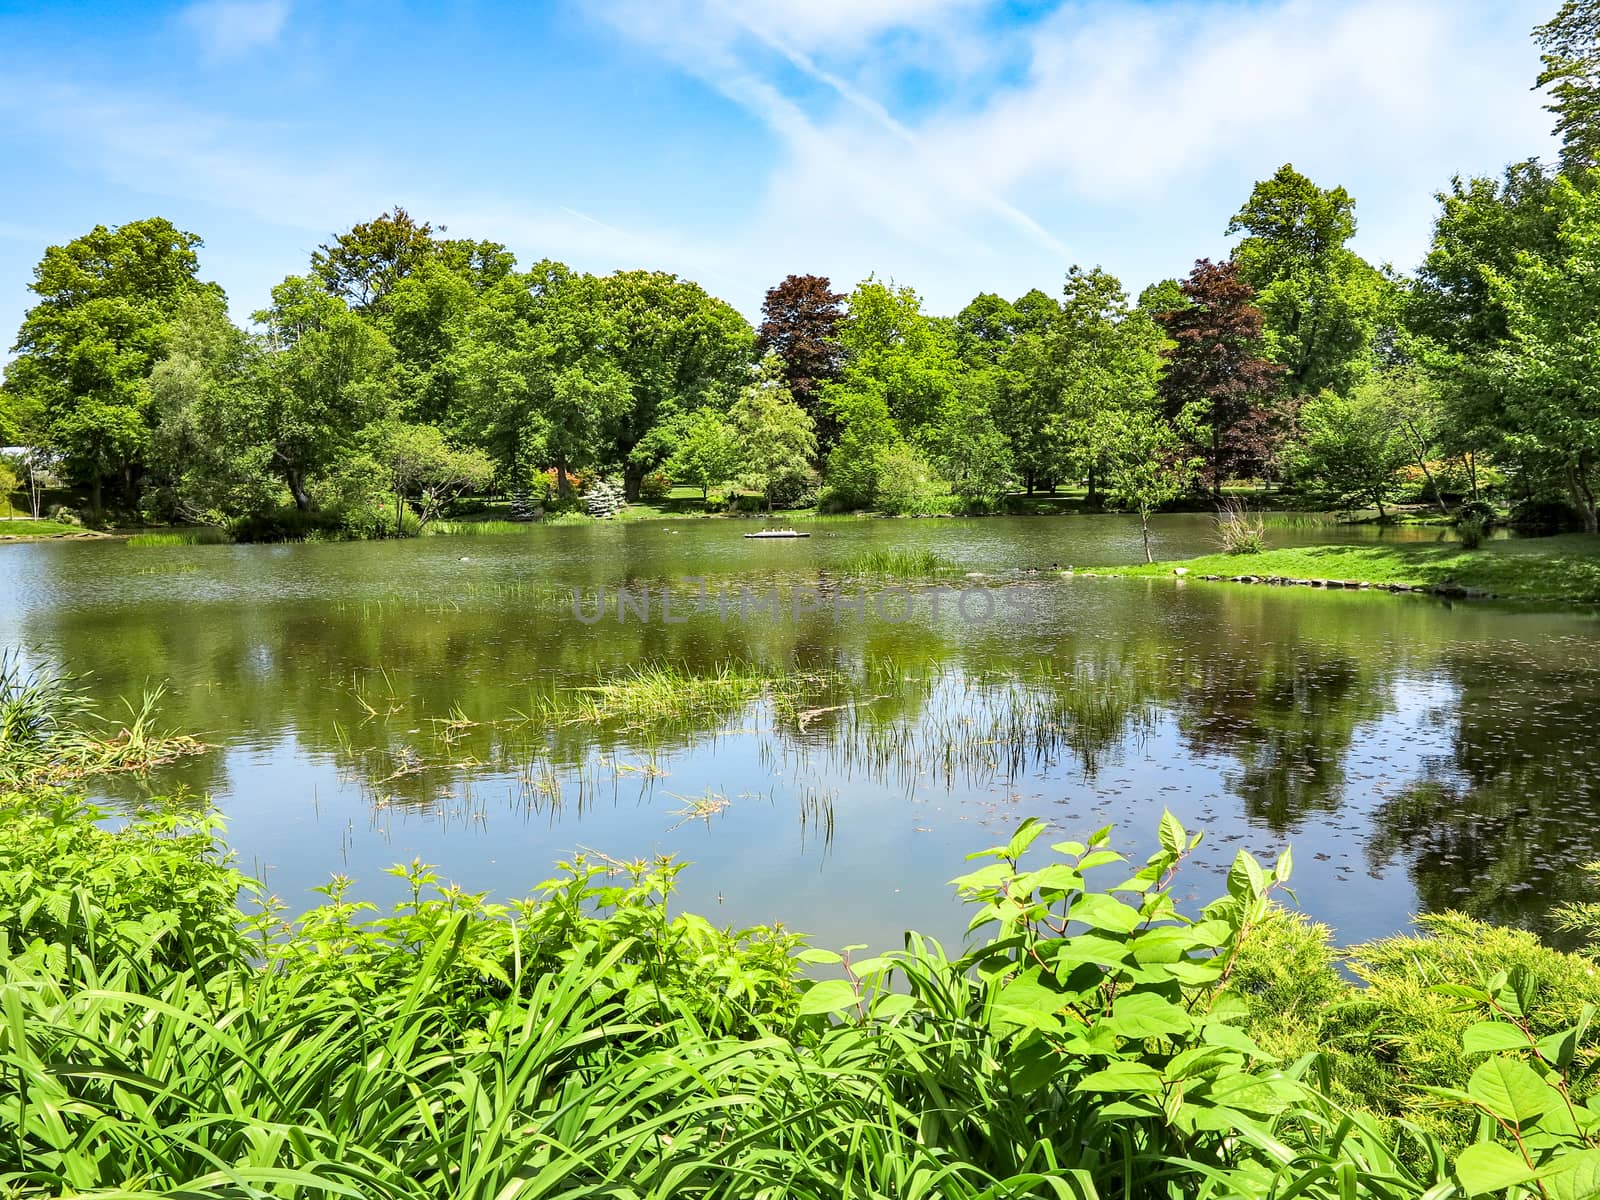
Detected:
[
  {"left": 422, "top": 519, "right": 537, "bottom": 536},
  {"left": 837, "top": 548, "right": 961, "bottom": 577},
  {"left": 125, "top": 527, "right": 232, "bottom": 546}
]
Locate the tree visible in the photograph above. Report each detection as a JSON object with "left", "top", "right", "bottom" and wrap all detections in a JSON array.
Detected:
[
  {"left": 1487, "top": 173, "right": 1600, "bottom": 531},
  {"left": 1039, "top": 266, "right": 1166, "bottom": 505},
  {"left": 5, "top": 217, "right": 216, "bottom": 513},
  {"left": 0, "top": 382, "right": 47, "bottom": 517},
  {"left": 596, "top": 271, "right": 754, "bottom": 498},
  {"left": 148, "top": 292, "right": 278, "bottom": 521},
  {"left": 1536, "top": 1, "right": 1600, "bottom": 175},
  {"left": 250, "top": 276, "right": 396, "bottom": 511},
  {"left": 665, "top": 408, "right": 740, "bottom": 501},
  {"left": 370, "top": 421, "right": 495, "bottom": 530},
  {"left": 955, "top": 292, "right": 1021, "bottom": 364},
  {"left": 833, "top": 277, "right": 964, "bottom": 439},
  {"left": 451, "top": 263, "right": 631, "bottom": 498},
  {"left": 1289, "top": 386, "right": 1411, "bottom": 519},
  {"left": 1228, "top": 164, "right": 1386, "bottom": 399},
  {"left": 819, "top": 381, "right": 898, "bottom": 510},
  {"left": 730, "top": 358, "right": 816, "bottom": 512},
  {"left": 755, "top": 274, "right": 845, "bottom": 441},
  {"left": 312, "top": 207, "right": 439, "bottom": 312},
  {"left": 1102, "top": 411, "right": 1198, "bottom": 562},
  {"left": 1407, "top": 162, "right": 1560, "bottom": 495},
  {"left": 1157, "top": 260, "right": 1283, "bottom": 496}
]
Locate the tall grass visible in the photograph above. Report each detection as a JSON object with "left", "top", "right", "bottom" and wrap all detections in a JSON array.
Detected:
[
  {"left": 837, "top": 548, "right": 960, "bottom": 577},
  {"left": 126, "top": 526, "right": 232, "bottom": 546},
  {"left": 1215, "top": 498, "right": 1268, "bottom": 555},
  {"left": 423, "top": 519, "right": 537, "bottom": 536}
]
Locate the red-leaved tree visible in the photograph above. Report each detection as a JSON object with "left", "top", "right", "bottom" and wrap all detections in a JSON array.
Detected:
[
  {"left": 756, "top": 274, "right": 846, "bottom": 447},
  {"left": 1156, "top": 259, "right": 1283, "bottom": 497}
]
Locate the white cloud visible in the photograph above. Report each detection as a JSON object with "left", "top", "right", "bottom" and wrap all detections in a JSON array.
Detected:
[
  {"left": 180, "top": 0, "right": 291, "bottom": 61},
  {"left": 585, "top": 0, "right": 1559, "bottom": 310}
]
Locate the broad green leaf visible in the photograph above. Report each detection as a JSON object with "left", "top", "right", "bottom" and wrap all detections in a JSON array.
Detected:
[
  {"left": 1227, "top": 851, "right": 1267, "bottom": 901},
  {"left": 794, "top": 948, "right": 842, "bottom": 966},
  {"left": 796, "top": 979, "right": 858, "bottom": 1016},
  {"left": 1545, "top": 1148, "right": 1600, "bottom": 1200},
  {"left": 1071, "top": 893, "right": 1142, "bottom": 934},
  {"left": 1006, "top": 818, "right": 1049, "bottom": 860},
  {"left": 1462, "top": 1021, "right": 1531, "bottom": 1054},
  {"left": 1468, "top": 1056, "right": 1560, "bottom": 1125},
  {"left": 1107, "top": 991, "right": 1192, "bottom": 1039},
  {"left": 1453, "top": 1142, "right": 1537, "bottom": 1195},
  {"left": 1158, "top": 809, "right": 1186, "bottom": 856},
  {"left": 991, "top": 974, "right": 1066, "bottom": 1034},
  {"left": 1077, "top": 1061, "right": 1164, "bottom": 1095}
]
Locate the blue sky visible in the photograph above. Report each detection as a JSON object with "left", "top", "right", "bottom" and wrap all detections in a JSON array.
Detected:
[{"left": 0, "top": 0, "right": 1560, "bottom": 344}]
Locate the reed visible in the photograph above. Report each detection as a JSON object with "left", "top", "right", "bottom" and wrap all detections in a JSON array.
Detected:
[{"left": 125, "top": 526, "right": 232, "bottom": 546}]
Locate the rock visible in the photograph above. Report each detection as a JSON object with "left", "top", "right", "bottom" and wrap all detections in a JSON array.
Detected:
[{"left": 1173, "top": 567, "right": 1189, "bottom": 577}]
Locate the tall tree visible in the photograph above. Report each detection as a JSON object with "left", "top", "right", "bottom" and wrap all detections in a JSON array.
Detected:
[
  {"left": 597, "top": 270, "right": 754, "bottom": 498},
  {"left": 1536, "top": 0, "right": 1600, "bottom": 175},
  {"left": 832, "top": 277, "right": 964, "bottom": 441},
  {"left": 1487, "top": 174, "right": 1600, "bottom": 531},
  {"left": 755, "top": 274, "right": 845, "bottom": 440},
  {"left": 5, "top": 218, "right": 216, "bottom": 513},
  {"left": 249, "top": 277, "right": 396, "bottom": 511},
  {"left": 1157, "top": 259, "right": 1283, "bottom": 496},
  {"left": 451, "top": 262, "right": 631, "bottom": 497},
  {"left": 1228, "top": 164, "right": 1386, "bottom": 399}
]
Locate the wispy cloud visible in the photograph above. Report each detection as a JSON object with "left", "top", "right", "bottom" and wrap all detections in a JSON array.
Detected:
[{"left": 180, "top": 0, "right": 291, "bottom": 62}]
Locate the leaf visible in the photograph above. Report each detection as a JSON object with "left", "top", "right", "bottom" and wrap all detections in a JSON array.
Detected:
[
  {"left": 1071, "top": 893, "right": 1142, "bottom": 934},
  {"left": 1006, "top": 818, "right": 1049, "bottom": 861},
  {"left": 990, "top": 973, "right": 1067, "bottom": 1035},
  {"left": 1545, "top": 1148, "right": 1600, "bottom": 1200},
  {"left": 1463, "top": 1021, "right": 1532, "bottom": 1055},
  {"left": 1107, "top": 991, "right": 1192, "bottom": 1039},
  {"left": 796, "top": 979, "right": 858, "bottom": 1016},
  {"left": 1077, "top": 1061, "right": 1164, "bottom": 1095},
  {"left": 1467, "top": 1057, "right": 1560, "bottom": 1125},
  {"left": 794, "top": 948, "right": 842, "bottom": 966},
  {"left": 1453, "top": 1142, "right": 1537, "bottom": 1196},
  {"left": 1226, "top": 851, "right": 1267, "bottom": 901},
  {"left": 1158, "top": 809, "right": 1186, "bottom": 857}
]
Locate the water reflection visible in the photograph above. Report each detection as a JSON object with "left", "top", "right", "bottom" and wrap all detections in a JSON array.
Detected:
[{"left": 1, "top": 516, "right": 1595, "bottom": 950}]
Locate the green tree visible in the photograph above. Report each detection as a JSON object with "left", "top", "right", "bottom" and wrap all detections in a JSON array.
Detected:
[
  {"left": 250, "top": 277, "right": 396, "bottom": 511},
  {"left": 1536, "top": 0, "right": 1600, "bottom": 175},
  {"left": 5, "top": 218, "right": 217, "bottom": 513},
  {"left": 665, "top": 408, "right": 740, "bottom": 501},
  {"left": 834, "top": 277, "right": 964, "bottom": 438},
  {"left": 1050, "top": 267, "right": 1167, "bottom": 505},
  {"left": 451, "top": 263, "right": 631, "bottom": 498},
  {"left": 1488, "top": 173, "right": 1600, "bottom": 531},
  {"left": 730, "top": 358, "right": 816, "bottom": 512},
  {"left": 596, "top": 271, "right": 754, "bottom": 498},
  {"left": 1102, "top": 410, "right": 1198, "bottom": 562},
  {"left": 1229, "top": 164, "right": 1386, "bottom": 400},
  {"left": 819, "top": 381, "right": 899, "bottom": 510},
  {"left": 148, "top": 292, "right": 278, "bottom": 521},
  {"left": 1289, "top": 385, "right": 1411, "bottom": 520},
  {"left": 369, "top": 421, "right": 495, "bottom": 531}
]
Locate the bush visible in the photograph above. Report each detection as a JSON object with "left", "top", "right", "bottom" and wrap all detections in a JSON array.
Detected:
[
  {"left": 874, "top": 444, "right": 943, "bottom": 515},
  {"left": 46, "top": 504, "right": 84, "bottom": 528},
  {"left": 638, "top": 471, "right": 673, "bottom": 502},
  {"left": 1456, "top": 513, "right": 1488, "bottom": 549},
  {"left": 1510, "top": 496, "right": 1585, "bottom": 532}
]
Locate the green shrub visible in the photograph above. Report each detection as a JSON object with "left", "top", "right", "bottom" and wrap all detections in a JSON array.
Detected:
[
  {"left": 1457, "top": 513, "right": 1488, "bottom": 549},
  {"left": 874, "top": 444, "right": 943, "bottom": 515}
]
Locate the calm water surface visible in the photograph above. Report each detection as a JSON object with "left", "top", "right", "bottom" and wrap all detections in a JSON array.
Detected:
[{"left": 4, "top": 513, "right": 1595, "bottom": 951}]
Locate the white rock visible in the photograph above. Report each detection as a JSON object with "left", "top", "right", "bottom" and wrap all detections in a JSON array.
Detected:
[{"left": 1173, "top": 567, "right": 1190, "bottom": 577}]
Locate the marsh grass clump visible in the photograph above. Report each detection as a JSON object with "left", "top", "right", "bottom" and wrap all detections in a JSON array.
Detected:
[
  {"left": 126, "top": 527, "right": 232, "bottom": 546},
  {"left": 837, "top": 548, "right": 960, "bottom": 577},
  {"left": 422, "top": 519, "right": 535, "bottom": 536},
  {"left": 1215, "top": 497, "right": 1268, "bottom": 555},
  {"left": 0, "top": 654, "right": 205, "bottom": 786}
]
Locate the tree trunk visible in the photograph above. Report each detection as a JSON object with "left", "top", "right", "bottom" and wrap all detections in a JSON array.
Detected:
[
  {"left": 1573, "top": 453, "right": 1599, "bottom": 534},
  {"left": 623, "top": 463, "right": 643, "bottom": 503},
  {"left": 287, "top": 469, "right": 311, "bottom": 513},
  {"left": 1141, "top": 511, "right": 1154, "bottom": 563},
  {"left": 1085, "top": 464, "right": 1099, "bottom": 508},
  {"left": 1465, "top": 454, "right": 1480, "bottom": 503},
  {"left": 90, "top": 474, "right": 102, "bottom": 516},
  {"left": 556, "top": 461, "right": 572, "bottom": 501}
]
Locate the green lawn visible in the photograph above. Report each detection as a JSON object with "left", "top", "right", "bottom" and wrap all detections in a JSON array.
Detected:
[
  {"left": 0, "top": 518, "right": 93, "bottom": 538},
  {"left": 1091, "top": 534, "right": 1600, "bottom": 603}
]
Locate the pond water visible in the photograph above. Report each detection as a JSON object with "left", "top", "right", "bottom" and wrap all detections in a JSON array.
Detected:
[{"left": 4, "top": 512, "right": 1597, "bottom": 953}]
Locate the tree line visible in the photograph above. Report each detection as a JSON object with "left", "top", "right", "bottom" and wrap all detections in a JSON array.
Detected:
[{"left": 6, "top": 0, "right": 1600, "bottom": 539}]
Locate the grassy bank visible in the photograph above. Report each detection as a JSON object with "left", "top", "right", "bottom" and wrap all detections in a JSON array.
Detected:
[
  {"left": 1091, "top": 533, "right": 1600, "bottom": 603},
  {"left": 0, "top": 517, "right": 101, "bottom": 539}
]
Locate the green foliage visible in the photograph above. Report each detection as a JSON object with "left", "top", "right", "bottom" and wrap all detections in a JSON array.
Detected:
[
  {"left": 665, "top": 407, "right": 740, "bottom": 500},
  {"left": 872, "top": 442, "right": 942, "bottom": 515},
  {"left": 729, "top": 356, "right": 816, "bottom": 511},
  {"left": 1289, "top": 382, "right": 1414, "bottom": 518}
]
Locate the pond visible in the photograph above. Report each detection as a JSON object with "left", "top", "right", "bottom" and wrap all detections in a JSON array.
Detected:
[{"left": 4, "top": 512, "right": 1596, "bottom": 952}]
